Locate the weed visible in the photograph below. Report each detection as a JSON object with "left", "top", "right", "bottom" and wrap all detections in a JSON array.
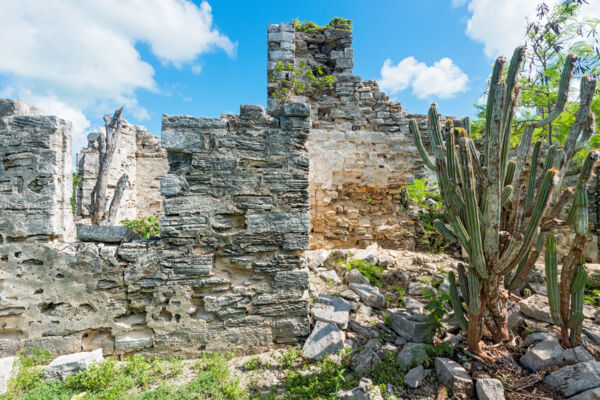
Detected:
[
  {"left": 342, "top": 259, "right": 384, "bottom": 288},
  {"left": 421, "top": 287, "right": 450, "bottom": 343},
  {"left": 284, "top": 355, "right": 350, "bottom": 399},
  {"left": 278, "top": 346, "right": 301, "bottom": 369},
  {"left": 243, "top": 357, "right": 262, "bottom": 371},
  {"left": 121, "top": 215, "right": 161, "bottom": 238},
  {"left": 371, "top": 351, "right": 405, "bottom": 387}
]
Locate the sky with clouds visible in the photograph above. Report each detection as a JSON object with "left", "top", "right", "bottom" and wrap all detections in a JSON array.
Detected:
[{"left": 0, "top": 0, "right": 598, "bottom": 158}]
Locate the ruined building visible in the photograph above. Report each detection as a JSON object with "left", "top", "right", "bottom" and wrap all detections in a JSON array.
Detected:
[{"left": 0, "top": 21, "right": 598, "bottom": 358}]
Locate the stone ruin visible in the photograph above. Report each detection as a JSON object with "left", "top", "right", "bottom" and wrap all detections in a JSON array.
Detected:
[{"left": 1, "top": 21, "right": 600, "bottom": 359}]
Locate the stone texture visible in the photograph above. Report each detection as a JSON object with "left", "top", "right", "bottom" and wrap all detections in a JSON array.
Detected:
[
  {"left": 337, "top": 377, "right": 372, "bottom": 400},
  {"left": 435, "top": 357, "right": 474, "bottom": 398},
  {"left": 349, "top": 283, "right": 385, "bottom": 308},
  {"left": 405, "top": 365, "right": 425, "bottom": 388},
  {"left": 0, "top": 99, "right": 75, "bottom": 241},
  {"left": 311, "top": 294, "right": 351, "bottom": 329},
  {"left": 347, "top": 269, "right": 370, "bottom": 285},
  {"left": 570, "top": 387, "right": 600, "bottom": 400},
  {"left": 519, "top": 295, "right": 553, "bottom": 323},
  {"left": 543, "top": 361, "right": 600, "bottom": 397},
  {"left": 520, "top": 339, "right": 564, "bottom": 372},
  {"left": 563, "top": 346, "right": 594, "bottom": 363},
  {"left": 76, "top": 224, "right": 140, "bottom": 242},
  {"left": 476, "top": 378, "right": 505, "bottom": 400},
  {"left": 302, "top": 321, "right": 345, "bottom": 361},
  {"left": 0, "top": 356, "right": 17, "bottom": 394},
  {"left": 396, "top": 342, "right": 428, "bottom": 369},
  {"left": 389, "top": 309, "right": 432, "bottom": 343},
  {"left": 44, "top": 349, "right": 103, "bottom": 380}
]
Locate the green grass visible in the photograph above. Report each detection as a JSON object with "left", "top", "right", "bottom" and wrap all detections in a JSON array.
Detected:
[{"left": 342, "top": 259, "right": 384, "bottom": 288}]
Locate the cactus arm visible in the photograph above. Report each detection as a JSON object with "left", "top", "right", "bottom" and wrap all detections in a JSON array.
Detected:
[
  {"left": 457, "top": 263, "right": 470, "bottom": 306},
  {"left": 543, "top": 144, "right": 559, "bottom": 175},
  {"left": 410, "top": 119, "right": 436, "bottom": 170},
  {"left": 467, "top": 268, "right": 481, "bottom": 316},
  {"left": 564, "top": 75, "right": 596, "bottom": 158},
  {"left": 545, "top": 234, "right": 563, "bottom": 325},
  {"left": 501, "top": 185, "right": 513, "bottom": 207},
  {"left": 503, "top": 161, "right": 516, "bottom": 187},
  {"left": 449, "top": 271, "right": 468, "bottom": 332},
  {"left": 505, "top": 232, "right": 544, "bottom": 287},
  {"left": 532, "top": 54, "right": 576, "bottom": 129},
  {"left": 573, "top": 185, "right": 589, "bottom": 236},
  {"left": 524, "top": 141, "right": 543, "bottom": 210},
  {"left": 494, "top": 233, "right": 523, "bottom": 275},
  {"left": 434, "top": 219, "right": 458, "bottom": 242},
  {"left": 568, "top": 263, "right": 586, "bottom": 346},
  {"left": 427, "top": 103, "right": 446, "bottom": 158},
  {"left": 512, "top": 125, "right": 535, "bottom": 195},
  {"left": 484, "top": 56, "right": 506, "bottom": 170},
  {"left": 462, "top": 116, "right": 471, "bottom": 137},
  {"left": 459, "top": 137, "right": 488, "bottom": 279}
]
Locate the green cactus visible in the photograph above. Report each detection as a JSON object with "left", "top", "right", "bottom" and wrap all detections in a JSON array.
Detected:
[{"left": 411, "top": 47, "right": 597, "bottom": 354}]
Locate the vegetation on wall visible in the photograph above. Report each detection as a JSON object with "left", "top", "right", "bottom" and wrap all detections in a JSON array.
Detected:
[
  {"left": 71, "top": 172, "right": 82, "bottom": 215},
  {"left": 292, "top": 17, "right": 353, "bottom": 33},
  {"left": 269, "top": 61, "right": 336, "bottom": 104},
  {"left": 121, "top": 215, "right": 161, "bottom": 238}
]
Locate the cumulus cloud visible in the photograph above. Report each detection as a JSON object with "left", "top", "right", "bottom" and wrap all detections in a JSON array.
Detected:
[
  {"left": 0, "top": 0, "right": 234, "bottom": 154},
  {"left": 378, "top": 57, "right": 469, "bottom": 99}
]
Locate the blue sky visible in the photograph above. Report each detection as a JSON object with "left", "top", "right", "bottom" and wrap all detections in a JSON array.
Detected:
[{"left": 2, "top": 0, "right": 595, "bottom": 156}]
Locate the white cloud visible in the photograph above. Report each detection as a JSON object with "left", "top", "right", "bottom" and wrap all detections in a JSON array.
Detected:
[
  {"left": 378, "top": 57, "right": 469, "bottom": 99},
  {"left": 0, "top": 0, "right": 234, "bottom": 155},
  {"left": 452, "top": 0, "right": 468, "bottom": 7}
]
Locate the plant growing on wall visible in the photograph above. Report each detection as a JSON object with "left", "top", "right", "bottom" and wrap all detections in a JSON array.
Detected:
[
  {"left": 90, "top": 107, "right": 129, "bottom": 226},
  {"left": 269, "top": 61, "right": 336, "bottom": 105},
  {"left": 121, "top": 216, "right": 161, "bottom": 239},
  {"left": 411, "top": 47, "right": 597, "bottom": 355},
  {"left": 292, "top": 17, "right": 353, "bottom": 33}
]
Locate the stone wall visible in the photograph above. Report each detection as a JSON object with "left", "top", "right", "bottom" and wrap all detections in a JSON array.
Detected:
[
  {"left": 267, "top": 23, "right": 433, "bottom": 250},
  {"left": 0, "top": 99, "right": 75, "bottom": 242},
  {"left": 76, "top": 122, "right": 169, "bottom": 222},
  {"left": 0, "top": 102, "right": 311, "bottom": 358}
]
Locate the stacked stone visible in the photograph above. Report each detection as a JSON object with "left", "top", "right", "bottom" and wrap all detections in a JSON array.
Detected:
[
  {"left": 267, "top": 23, "right": 296, "bottom": 111},
  {"left": 0, "top": 99, "right": 75, "bottom": 242},
  {"left": 267, "top": 23, "right": 432, "bottom": 250},
  {"left": 135, "top": 129, "right": 170, "bottom": 218}
]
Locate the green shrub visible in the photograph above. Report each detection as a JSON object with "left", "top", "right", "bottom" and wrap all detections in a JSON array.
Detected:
[
  {"left": 278, "top": 346, "right": 301, "bottom": 369},
  {"left": 269, "top": 60, "right": 336, "bottom": 104},
  {"left": 292, "top": 17, "right": 352, "bottom": 33},
  {"left": 284, "top": 355, "right": 350, "bottom": 399},
  {"left": 121, "top": 215, "right": 161, "bottom": 238},
  {"left": 341, "top": 259, "right": 384, "bottom": 287},
  {"left": 71, "top": 173, "right": 82, "bottom": 214}
]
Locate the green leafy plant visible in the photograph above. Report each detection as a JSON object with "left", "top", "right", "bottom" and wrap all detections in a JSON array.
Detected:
[
  {"left": 370, "top": 350, "right": 405, "bottom": 387},
  {"left": 3, "top": 347, "right": 52, "bottom": 399},
  {"left": 403, "top": 178, "right": 448, "bottom": 253},
  {"left": 269, "top": 60, "right": 336, "bottom": 104},
  {"left": 341, "top": 259, "right": 384, "bottom": 287},
  {"left": 284, "top": 354, "right": 350, "bottom": 399},
  {"left": 421, "top": 287, "right": 450, "bottom": 343},
  {"left": 121, "top": 215, "right": 161, "bottom": 238},
  {"left": 292, "top": 17, "right": 353, "bottom": 33},
  {"left": 278, "top": 346, "right": 301, "bottom": 369},
  {"left": 242, "top": 357, "right": 263, "bottom": 371},
  {"left": 71, "top": 172, "right": 82, "bottom": 214}
]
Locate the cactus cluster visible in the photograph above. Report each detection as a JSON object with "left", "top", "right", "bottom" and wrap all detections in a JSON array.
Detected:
[{"left": 410, "top": 47, "right": 598, "bottom": 353}]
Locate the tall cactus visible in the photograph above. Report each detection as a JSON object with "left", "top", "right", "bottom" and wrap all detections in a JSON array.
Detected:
[{"left": 410, "top": 47, "right": 598, "bottom": 355}]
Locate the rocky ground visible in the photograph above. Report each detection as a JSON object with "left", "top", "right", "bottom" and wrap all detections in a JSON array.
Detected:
[{"left": 2, "top": 245, "right": 600, "bottom": 399}]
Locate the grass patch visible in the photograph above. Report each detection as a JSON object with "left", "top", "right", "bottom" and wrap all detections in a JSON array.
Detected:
[{"left": 341, "top": 260, "right": 384, "bottom": 288}]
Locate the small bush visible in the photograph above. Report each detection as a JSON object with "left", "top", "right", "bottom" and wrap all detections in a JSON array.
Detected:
[
  {"left": 292, "top": 17, "right": 353, "bottom": 33},
  {"left": 278, "top": 346, "right": 301, "bottom": 369},
  {"left": 121, "top": 215, "right": 161, "bottom": 238},
  {"left": 342, "top": 259, "right": 384, "bottom": 287}
]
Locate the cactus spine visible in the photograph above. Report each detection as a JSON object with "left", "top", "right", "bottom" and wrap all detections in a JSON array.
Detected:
[{"left": 411, "top": 47, "right": 598, "bottom": 354}]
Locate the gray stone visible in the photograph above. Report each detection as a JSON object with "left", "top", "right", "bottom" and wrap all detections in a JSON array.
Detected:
[
  {"left": 476, "top": 378, "right": 505, "bottom": 400},
  {"left": 522, "top": 330, "right": 559, "bottom": 347},
  {"left": 408, "top": 282, "right": 433, "bottom": 296},
  {"left": 520, "top": 339, "right": 564, "bottom": 372},
  {"left": 302, "top": 321, "right": 345, "bottom": 361},
  {"left": 311, "top": 294, "right": 351, "bottom": 329},
  {"left": 283, "top": 103, "right": 311, "bottom": 117},
  {"left": 543, "top": 361, "right": 600, "bottom": 397},
  {"left": 115, "top": 330, "right": 153, "bottom": 353},
  {"left": 44, "top": 349, "right": 103, "bottom": 380},
  {"left": 272, "top": 269, "right": 309, "bottom": 290},
  {"left": 403, "top": 297, "right": 426, "bottom": 314},
  {"left": 519, "top": 295, "right": 553, "bottom": 323},
  {"left": 347, "top": 268, "right": 370, "bottom": 285},
  {"left": 319, "top": 269, "right": 341, "bottom": 284},
  {"left": 352, "top": 244, "right": 379, "bottom": 265},
  {"left": 397, "top": 342, "right": 428, "bottom": 369},
  {"left": 435, "top": 357, "right": 474, "bottom": 398},
  {"left": 0, "top": 356, "right": 17, "bottom": 394},
  {"left": 389, "top": 310, "right": 432, "bottom": 343},
  {"left": 160, "top": 174, "right": 188, "bottom": 196},
  {"left": 349, "top": 283, "right": 385, "bottom": 308},
  {"left": 563, "top": 346, "right": 594, "bottom": 363},
  {"left": 405, "top": 365, "right": 425, "bottom": 388},
  {"left": 570, "top": 387, "right": 600, "bottom": 400},
  {"left": 337, "top": 377, "right": 371, "bottom": 400},
  {"left": 352, "top": 339, "right": 382, "bottom": 377},
  {"left": 246, "top": 212, "right": 309, "bottom": 233},
  {"left": 583, "top": 322, "right": 600, "bottom": 345},
  {"left": 76, "top": 224, "right": 139, "bottom": 243},
  {"left": 340, "top": 289, "right": 360, "bottom": 302}
]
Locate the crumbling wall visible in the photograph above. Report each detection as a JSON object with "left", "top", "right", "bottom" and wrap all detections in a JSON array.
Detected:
[
  {"left": 76, "top": 123, "right": 169, "bottom": 222},
  {"left": 0, "top": 99, "right": 75, "bottom": 242},
  {"left": 0, "top": 102, "right": 311, "bottom": 358},
  {"left": 267, "top": 23, "right": 432, "bottom": 250}
]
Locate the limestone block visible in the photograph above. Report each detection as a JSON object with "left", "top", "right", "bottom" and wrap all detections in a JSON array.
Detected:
[
  {"left": 544, "top": 361, "right": 600, "bottom": 397},
  {"left": 435, "top": 357, "right": 474, "bottom": 398},
  {"left": 302, "top": 321, "right": 344, "bottom": 360},
  {"left": 44, "top": 349, "right": 103, "bottom": 380}
]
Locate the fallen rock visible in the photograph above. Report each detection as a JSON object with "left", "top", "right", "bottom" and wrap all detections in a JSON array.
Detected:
[
  {"left": 302, "top": 321, "right": 345, "bottom": 361},
  {"left": 356, "top": 303, "right": 372, "bottom": 317},
  {"left": 44, "top": 349, "right": 103, "bottom": 380},
  {"left": 311, "top": 294, "right": 351, "bottom": 329},
  {"left": 435, "top": 357, "right": 474, "bottom": 398},
  {"left": 520, "top": 339, "right": 564, "bottom": 372},
  {"left": 353, "top": 244, "right": 379, "bottom": 265},
  {"left": 397, "top": 342, "right": 428, "bottom": 369},
  {"left": 319, "top": 269, "right": 341, "bottom": 284},
  {"left": 405, "top": 365, "right": 425, "bottom": 388},
  {"left": 347, "top": 269, "right": 371, "bottom": 285},
  {"left": 570, "top": 387, "right": 600, "bottom": 400},
  {"left": 337, "top": 377, "right": 372, "bottom": 400},
  {"left": 389, "top": 309, "right": 432, "bottom": 343},
  {"left": 305, "top": 250, "right": 330, "bottom": 270},
  {"left": 0, "top": 356, "right": 17, "bottom": 394},
  {"left": 563, "top": 346, "right": 594, "bottom": 363},
  {"left": 340, "top": 289, "right": 360, "bottom": 302},
  {"left": 408, "top": 282, "right": 433, "bottom": 296},
  {"left": 522, "top": 330, "right": 559, "bottom": 347},
  {"left": 519, "top": 295, "right": 552, "bottom": 324},
  {"left": 543, "top": 360, "right": 600, "bottom": 398},
  {"left": 352, "top": 339, "right": 382, "bottom": 377},
  {"left": 403, "top": 297, "right": 426, "bottom": 314},
  {"left": 476, "top": 378, "right": 505, "bottom": 400},
  {"left": 349, "top": 283, "right": 385, "bottom": 308},
  {"left": 583, "top": 322, "right": 600, "bottom": 345}
]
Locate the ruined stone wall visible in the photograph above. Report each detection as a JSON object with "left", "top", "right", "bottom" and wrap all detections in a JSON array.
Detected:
[
  {"left": 0, "top": 102, "right": 311, "bottom": 358},
  {"left": 76, "top": 123, "right": 169, "bottom": 222},
  {"left": 0, "top": 99, "right": 75, "bottom": 242},
  {"left": 267, "top": 23, "right": 432, "bottom": 251}
]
